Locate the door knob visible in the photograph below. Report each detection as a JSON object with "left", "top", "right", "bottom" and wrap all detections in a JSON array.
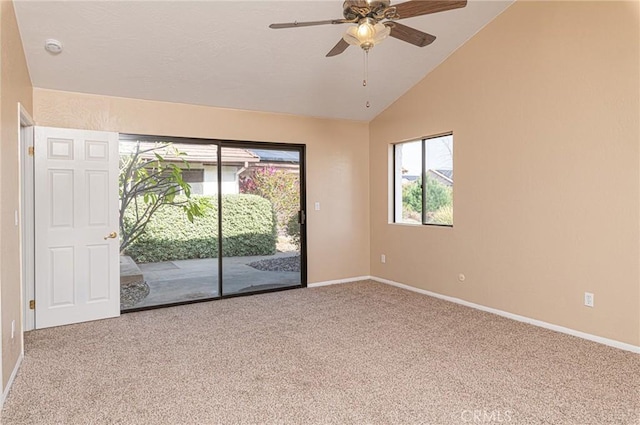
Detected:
[{"left": 104, "top": 231, "right": 118, "bottom": 240}]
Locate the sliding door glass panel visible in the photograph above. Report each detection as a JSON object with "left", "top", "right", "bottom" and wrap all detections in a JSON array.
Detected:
[
  {"left": 221, "top": 146, "right": 303, "bottom": 295},
  {"left": 119, "top": 138, "right": 219, "bottom": 310}
]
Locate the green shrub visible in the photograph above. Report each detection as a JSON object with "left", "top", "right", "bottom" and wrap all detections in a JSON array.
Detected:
[
  {"left": 402, "top": 176, "right": 452, "bottom": 214},
  {"left": 402, "top": 179, "right": 422, "bottom": 213},
  {"left": 123, "top": 194, "right": 277, "bottom": 263},
  {"left": 426, "top": 177, "right": 452, "bottom": 214},
  {"left": 286, "top": 214, "right": 301, "bottom": 250},
  {"left": 430, "top": 204, "right": 453, "bottom": 226}
]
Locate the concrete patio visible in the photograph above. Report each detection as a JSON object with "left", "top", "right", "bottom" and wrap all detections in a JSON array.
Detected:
[{"left": 122, "top": 252, "right": 301, "bottom": 310}]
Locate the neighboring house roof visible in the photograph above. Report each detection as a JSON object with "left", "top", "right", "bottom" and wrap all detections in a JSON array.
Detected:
[
  {"left": 428, "top": 169, "right": 453, "bottom": 186},
  {"left": 248, "top": 149, "right": 300, "bottom": 163},
  {"left": 435, "top": 169, "right": 453, "bottom": 180},
  {"left": 401, "top": 171, "right": 453, "bottom": 186},
  {"left": 121, "top": 141, "right": 260, "bottom": 165}
]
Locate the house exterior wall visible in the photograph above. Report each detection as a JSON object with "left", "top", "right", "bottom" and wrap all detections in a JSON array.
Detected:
[
  {"left": 1, "top": 0, "right": 33, "bottom": 392},
  {"left": 369, "top": 1, "right": 640, "bottom": 346},
  {"left": 170, "top": 164, "right": 240, "bottom": 195},
  {"left": 199, "top": 165, "right": 238, "bottom": 195},
  {"left": 33, "top": 88, "right": 371, "bottom": 286}
]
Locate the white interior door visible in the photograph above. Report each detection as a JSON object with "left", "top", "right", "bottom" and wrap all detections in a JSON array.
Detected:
[{"left": 34, "top": 127, "right": 120, "bottom": 329}]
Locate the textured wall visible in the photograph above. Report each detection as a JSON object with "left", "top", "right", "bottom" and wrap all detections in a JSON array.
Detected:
[
  {"left": 369, "top": 1, "right": 640, "bottom": 345},
  {"left": 33, "top": 88, "right": 371, "bottom": 285},
  {"left": 1, "top": 0, "right": 33, "bottom": 390}
]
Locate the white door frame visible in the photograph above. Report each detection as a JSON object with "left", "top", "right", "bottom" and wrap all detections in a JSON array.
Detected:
[{"left": 18, "top": 104, "right": 35, "bottom": 333}]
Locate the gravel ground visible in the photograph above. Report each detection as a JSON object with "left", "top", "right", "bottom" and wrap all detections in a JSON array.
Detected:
[
  {"left": 120, "top": 281, "right": 150, "bottom": 309},
  {"left": 247, "top": 255, "right": 300, "bottom": 272}
]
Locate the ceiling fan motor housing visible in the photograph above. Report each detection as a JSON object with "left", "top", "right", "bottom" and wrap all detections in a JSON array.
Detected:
[{"left": 343, "top": 0, "right": 392, "bottom": 21}]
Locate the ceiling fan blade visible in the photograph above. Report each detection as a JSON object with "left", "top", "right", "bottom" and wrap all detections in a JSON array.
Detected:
[
  {"left": 393, "top": 0, "right": 467, "bottom": 19},
  {"left": 326, "top": 39, "right": 350, "bottom": 57},
  {"left": 269, "top": 19, "right": 348, "bottom": 29},
  {"left": 387, "top": 22, "right": 436, "bottom": 47}
]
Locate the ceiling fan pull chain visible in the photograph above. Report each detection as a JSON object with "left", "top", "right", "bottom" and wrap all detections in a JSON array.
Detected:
[
  {"left": 363, "top": 49, "right": 368, "bottom": 87},
  {"left": 364, "top": 50, "right": 371, "bottom": 108}
]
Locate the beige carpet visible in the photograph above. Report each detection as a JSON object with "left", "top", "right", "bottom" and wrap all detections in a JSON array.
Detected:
[{"left": 2, "top": 280, "right": 639, "bottom": 424}]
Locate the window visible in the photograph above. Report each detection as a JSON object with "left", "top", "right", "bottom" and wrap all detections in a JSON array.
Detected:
[
  {"left": 181, "top": 169, "right": 205, "bottom": 183},
  {"left": 393, "top": 133, "right": 453, "bottom": 226}
]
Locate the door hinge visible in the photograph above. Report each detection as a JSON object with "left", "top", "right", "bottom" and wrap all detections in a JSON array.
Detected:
[
  {"left": 29, "top": 300, "right": 35, "bottom": 310},
  {"left": 28, "top": 146, "right": 34, "bottom": 156}
]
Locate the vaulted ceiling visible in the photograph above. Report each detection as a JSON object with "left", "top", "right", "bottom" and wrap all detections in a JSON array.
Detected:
[{"left": 14, "top": 0, "right": 513, "bottom": 121}]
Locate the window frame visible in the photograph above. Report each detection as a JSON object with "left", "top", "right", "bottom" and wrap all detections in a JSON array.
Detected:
[{"left": 392, "top": 132, "right": 453, "bottom": 227}]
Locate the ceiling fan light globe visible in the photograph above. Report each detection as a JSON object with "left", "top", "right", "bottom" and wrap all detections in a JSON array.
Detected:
[
  {"left": 372, "top": 22, "right": 391, "bottom": 44},
  {"left": 344, "top": 19, "right": 390, "bottom": 51},
  {"left": 356, "top": 21, "right": 375, "bottom": 40},
  {"left": 343, "top": 26, "right": 362, "bottom": 46}
]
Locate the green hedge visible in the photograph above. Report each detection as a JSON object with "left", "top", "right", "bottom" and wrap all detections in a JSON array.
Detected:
[{"left": 123, "top": 194, "right": 277, "bottom": 263}]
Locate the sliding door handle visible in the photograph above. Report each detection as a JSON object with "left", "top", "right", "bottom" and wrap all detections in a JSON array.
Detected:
[{"left": 298, "top": 210, "right": 306, "bottom": 225}]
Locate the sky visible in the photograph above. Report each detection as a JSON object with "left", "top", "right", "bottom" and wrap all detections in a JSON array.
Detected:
[{"left": 398, "top": 134, "right": 453, "bottom": 176}]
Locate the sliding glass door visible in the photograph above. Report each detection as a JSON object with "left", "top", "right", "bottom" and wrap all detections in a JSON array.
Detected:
[
  {"left": 119, "top": 137, "right": 220, "bottom": 309},
  {"left": 221, "top": 144, "right": 305, "bottom": 295},
  {"left": 119, "top": 135, "right": 306, "bottom": 311}
]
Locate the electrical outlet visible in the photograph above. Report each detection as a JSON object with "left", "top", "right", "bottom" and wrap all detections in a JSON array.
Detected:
[
  {"left": 380, "top": 254, "right": 386, "bottom": 264},
  {"left": 584, "top": 292, "right": 594, "bottom": 307}
]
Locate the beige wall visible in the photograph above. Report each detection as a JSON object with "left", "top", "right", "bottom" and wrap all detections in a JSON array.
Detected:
[
  {"left": 33, "top": 88, "right": 371, "bottom": 286},
  {"left": 1, "top": 0, "right": 33, "bottom": 389},
  {"left": 369, "top": 1, "right": 640, "bottom": 346}
]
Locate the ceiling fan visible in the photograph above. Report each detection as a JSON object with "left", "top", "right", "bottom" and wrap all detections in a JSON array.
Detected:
[{"left": 269, "top": 0, "right": 468, "bottom": 57}]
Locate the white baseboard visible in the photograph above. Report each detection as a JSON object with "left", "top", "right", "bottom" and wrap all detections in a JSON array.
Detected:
[
  {"left": 308, "top": 275, "right": 372, "bottom": 288},
  {"left": 371, "top": 276, "right": 640, "bottom": 354},
  {"left": 307, "top": 275, "right": 639, "bottom": 354},
  {"left": 0, "top": 353, "right": 24, "bottom": 409}
]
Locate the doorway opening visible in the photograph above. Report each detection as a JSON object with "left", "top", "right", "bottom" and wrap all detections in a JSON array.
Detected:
[{"left": 118, "top": 135, "right": 306, "bottom": 311}]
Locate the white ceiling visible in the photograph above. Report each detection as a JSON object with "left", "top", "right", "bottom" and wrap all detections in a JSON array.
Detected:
[{"left": 14, "top": 0, "right": 513, "bottom": 121}]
